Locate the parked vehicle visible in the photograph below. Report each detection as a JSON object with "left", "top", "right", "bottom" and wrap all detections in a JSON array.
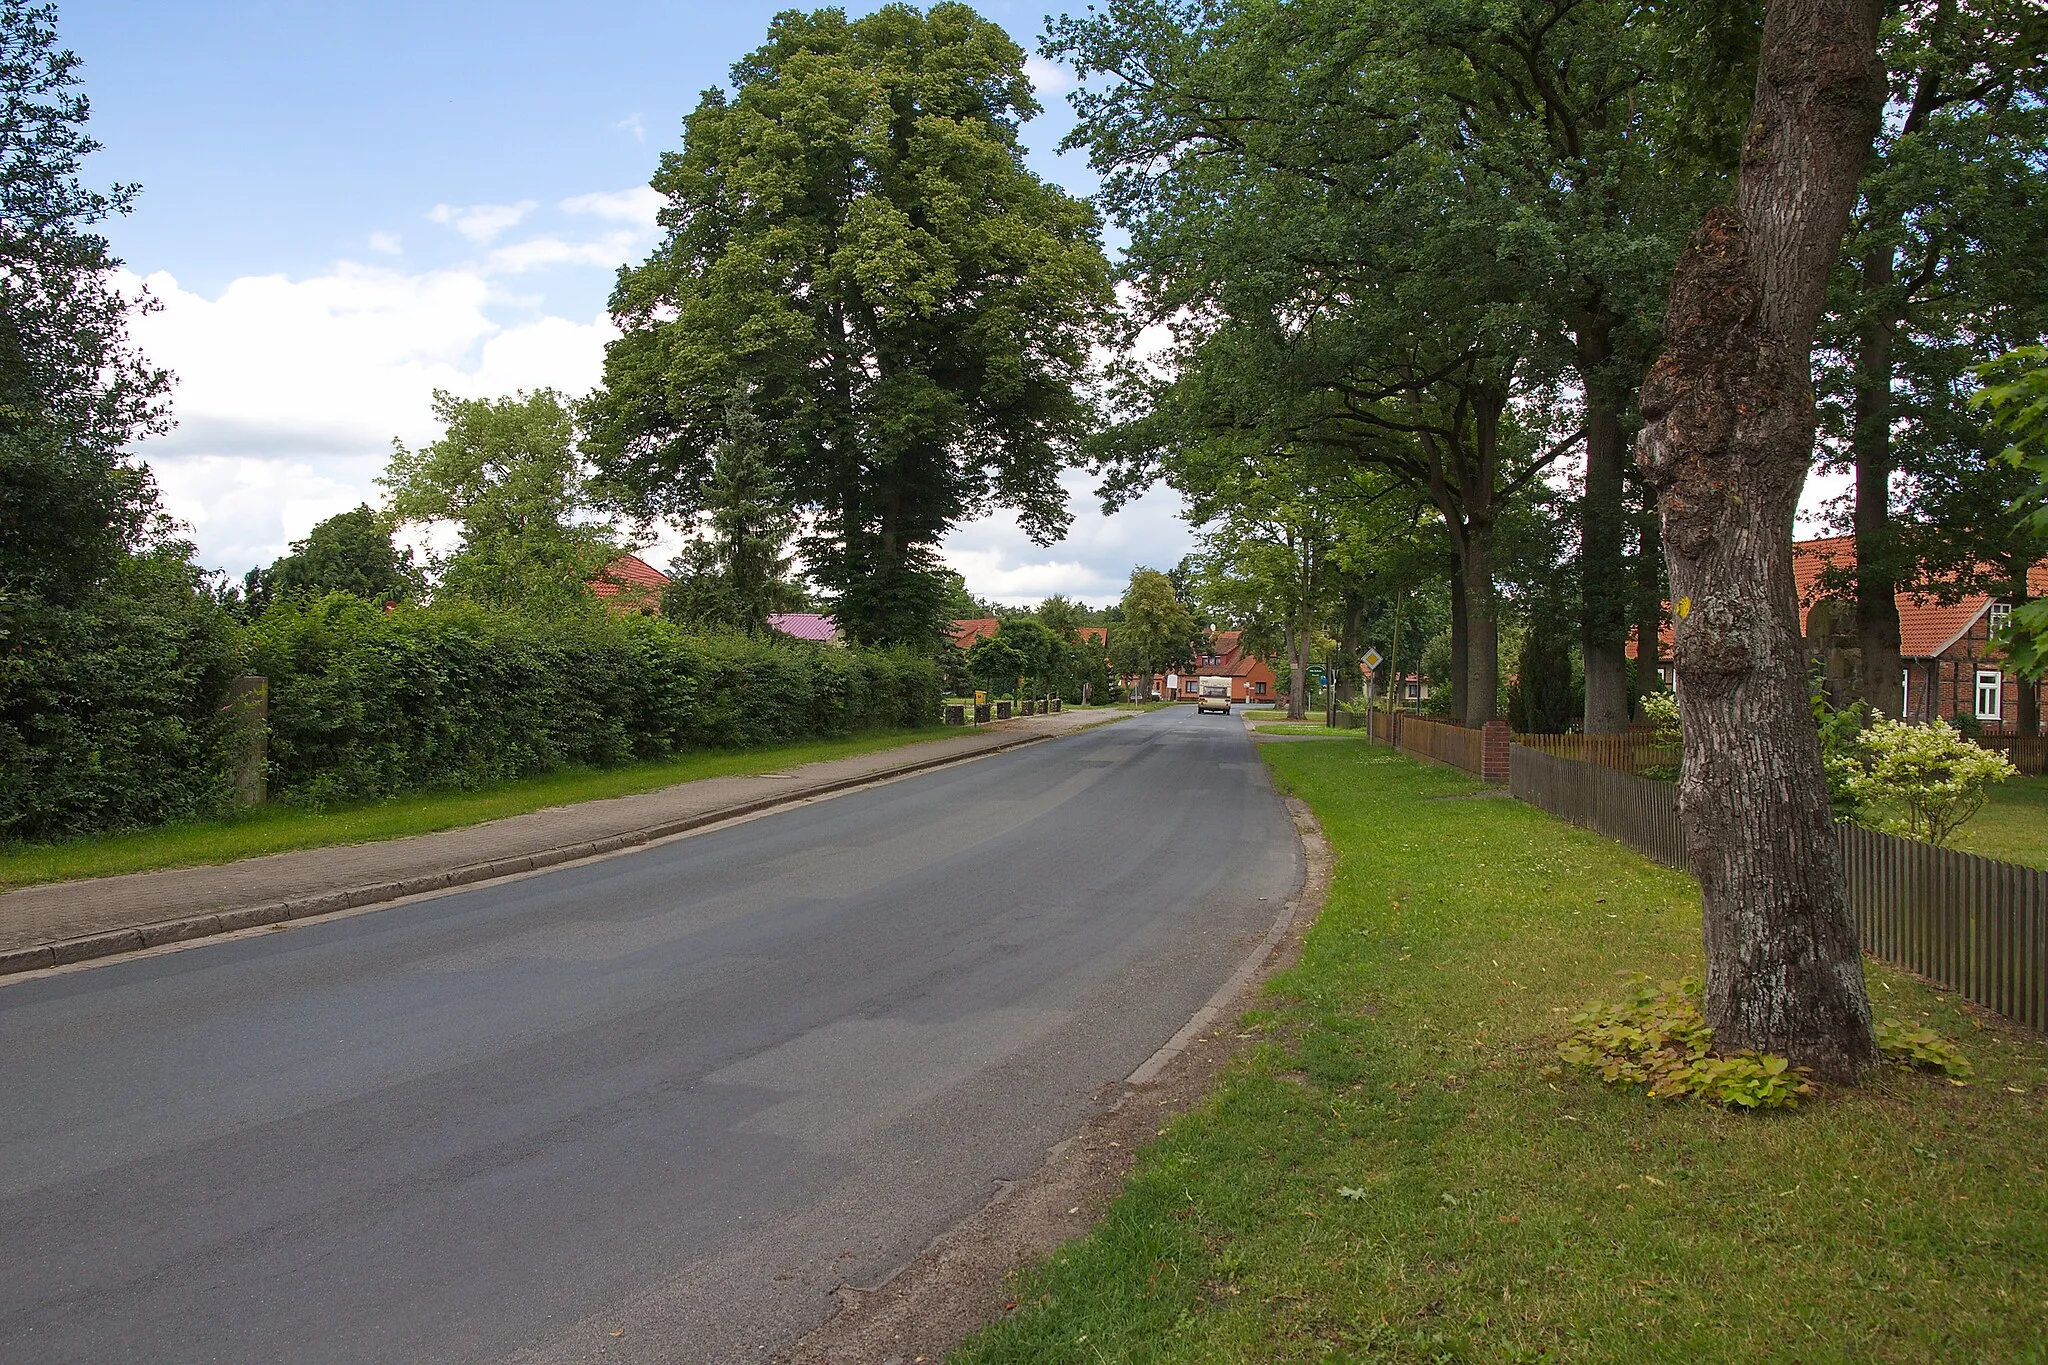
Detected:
[{"left": 1196, "top": 676, "right": 1233, "bottom": 714}]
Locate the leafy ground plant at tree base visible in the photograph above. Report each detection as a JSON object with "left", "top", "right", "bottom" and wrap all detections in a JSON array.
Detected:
[
  {"left": 1875, "top": 1018, "right": 1973, "bottom": 1081},
  {"left": 1558, "top": 976, "right": 1815, "bottom": 1109},
  {"left": 952, "top": 744, "right": 2048, "bottom": 1363}
]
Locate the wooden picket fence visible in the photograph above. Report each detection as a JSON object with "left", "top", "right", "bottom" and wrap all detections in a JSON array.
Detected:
[
  {"left": 1510, "top": 742, "right": 2048, "bottom": 1033},
  {"left": 1512, "top": 729, "right": 1680, "bottom": 776},
  {"left": 1977, "top": 733, "right": 2046, "bottom": 776},
  {"left": 1374, "top": 713, "right": 1484, "bottom": 775}
]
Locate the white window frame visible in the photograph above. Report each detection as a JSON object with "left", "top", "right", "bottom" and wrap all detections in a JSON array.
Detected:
[
  {"left": 1976, "top": 669, "right": 2003, "bottom": 722},
  {"left": 1900, "top": 668, "right": 1910, "bottom": 719},
  {"left": 1990, "top": 602, "right": 2013, "bottom": 637}
]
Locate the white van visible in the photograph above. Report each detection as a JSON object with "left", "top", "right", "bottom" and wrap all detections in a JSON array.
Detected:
[{"left": 1195, "top": 676, "right": 1233, "bottom": 714}]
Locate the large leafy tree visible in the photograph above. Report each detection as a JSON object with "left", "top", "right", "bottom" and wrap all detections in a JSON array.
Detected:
[
  {"left": 0, "top": 0, "right": 171, "bottom": 610},
  {"left": 1053, "top": 0, "right": 1590, "bottom": 727},
  {"left": 242, "top": 504, "right": 420, "bottom": 613},
  {"left": 587, "top": 4, "right": 1114, "bottom": 648},
  {"left": 1051, "top": 0, "right": 1751, "bottom": 732},
  {"left": 1110, "top": 567, "right": 1199, "bottom": 701},
  {"left": 1817, "top": 0, "right": 2048, "bottom": 717},
  {"left": 382, "top": 389, "right": 622, "bottom": 616},
  {"left": 1633, "top": 0, "right": 1888, "bottom": 1081}
]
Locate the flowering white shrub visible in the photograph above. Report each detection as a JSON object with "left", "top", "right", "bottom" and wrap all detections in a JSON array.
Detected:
[{"left": 1844, "top": 718, "right": 2017, "bottom": 846}]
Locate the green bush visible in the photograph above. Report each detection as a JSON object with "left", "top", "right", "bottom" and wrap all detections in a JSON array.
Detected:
[
  {"left": 1557, "top": 975, "right": 1816, "bottom": 1110},
  {"left": 243, "top": 596, "right": 940, "bottom": 806},
  {"left": 0, "top": 552, "right": 242, "bottom": 841}
]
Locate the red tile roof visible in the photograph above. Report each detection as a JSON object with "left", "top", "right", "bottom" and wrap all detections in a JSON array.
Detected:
[
  {"left": 949, "top": 617, "right": 1001, "bottom": 650},
  {"left": 590, "top": 553, "right": 670, "bottom": 602},
  {"left": 768, "top": 612, "right": 839, "bottom": 643},
  {"left": 1624, "top": 537, "right": 2045, "bottom": 662},
  {"left": 1793, "top": 535, "right": 2048, "bottom": 659}
]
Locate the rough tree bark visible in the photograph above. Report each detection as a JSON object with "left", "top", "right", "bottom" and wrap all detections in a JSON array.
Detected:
[
  {"left": 1448, "top": 570, "right": 1468, "bottom": 723},
  {"left": 1336, "top": 589, "right": 1363, "bottom": 704},
  {"left": 1577, "top": 319, "right": 1633, "bottom": 733},
  {"left": 1633, "top": 0, "right": 1887, "bottom": 1083},
  {"left": 1634, "top": 493, "right": 1666, "bottom": 707},
  {"left": 1851, "top": 248, "right": 1906, "bottom": 720}
]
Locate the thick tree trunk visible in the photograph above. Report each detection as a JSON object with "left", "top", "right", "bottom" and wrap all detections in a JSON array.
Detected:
[
  {"left": 1851, "top": 248, "right": 1905, "bottom": 720},
  {"left": 1284, "top": 622, "right": 1309, "bottom": 720},
  {"left": 1448, "top": 569, "right": 1468, "bottom": 723},
  {"left": 1336, "top": 589, "right": 1363, "bottom": 703},
  {"left": 1633, "top": 0, "right": 1885, "bottom": 1083},
  {"left": 1458, "top": 536, "right": 1500, "bottom": 727},
  {"left": 1634, "top": 499, "right": 1666, "bottom": 706},
  {"left": 1577, "top": 321, "right": 1632, "bottom": 734}
]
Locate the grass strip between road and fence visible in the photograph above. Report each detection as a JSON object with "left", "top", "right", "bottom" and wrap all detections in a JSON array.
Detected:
[
  {"left": 953, "top": 742, "right": 2048, "bottom": 1363},
  {"left": 0, "top": 728, "right": 947, "bottom": 891}
]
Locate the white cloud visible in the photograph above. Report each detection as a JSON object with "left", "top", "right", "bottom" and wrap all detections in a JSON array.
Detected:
[
  {"left": 1024, "top": 54, "right": 1076, "bottom": 97},
  {"left": 367, "top": 230, "right": 403, "bottom": 256},
  {"left": 615, "top": 113, "right": 647, "bottom": 143},
  {"left": 427, "top": 199, "right": 538, "bottom": 244},
  {"left": 484, "top": 230, "right": 643, "bottom": 276},
  {"left": 127, "top": 257, "right": 616, "bottom": 574},
  {"left": 941, "top": 468, "right": 1194, "bottom": 606},
  {"left": 560, "top": 185, "right": 664, "bottom": 231}
]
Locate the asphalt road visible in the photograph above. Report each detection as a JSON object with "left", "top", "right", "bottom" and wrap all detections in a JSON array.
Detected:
[{"left": 0, "top": 706, "right": 1300, "bottom": 1364}]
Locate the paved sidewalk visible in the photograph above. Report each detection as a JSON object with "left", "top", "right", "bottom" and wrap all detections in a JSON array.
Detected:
[{"left": 0, "top": 708, "right": 1127, "bottom": 976}]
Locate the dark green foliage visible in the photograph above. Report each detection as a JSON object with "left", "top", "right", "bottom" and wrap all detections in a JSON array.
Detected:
[
  {"left": 242, "top": 597, "right": 940, "bottom": 807},
  {"left": 586, "top": 4, "right": 1113, "bottom": 648},
  {"left": 0, "top": 549, "right": 239, "bottom": 841},
  {"left": 1507, "top": 625, "right": 1579, "bottom": 734},
  {"left": 242, "top": 504, "right": 419, "bottom": 612},
  {"left": 658, "top": 390, "right": 804, "bottom": 635},
  {"left": 964, "top": 634, "right": 1028, "bottom": 701},
  {"left": 0, "top": 0, "right": 171, "bottom": 609}
]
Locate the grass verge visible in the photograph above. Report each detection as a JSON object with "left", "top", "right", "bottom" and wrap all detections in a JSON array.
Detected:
[
  {"left": 0, "top": 728, "right": 944, "bottom": 891},
  {"left": 1247, "top": 723, "right": 1375, "bottom": 738},
  {"left": 1951, "top": 774, "right": 2048, "bottom": 870},
  {"left": 955, "top": 743, "right": 2048, "bottom": 1363}
]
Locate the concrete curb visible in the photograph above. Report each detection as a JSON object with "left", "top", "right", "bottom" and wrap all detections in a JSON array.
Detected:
[{"left": 0, "top": 722, "right": 1107, "bottom": 980}]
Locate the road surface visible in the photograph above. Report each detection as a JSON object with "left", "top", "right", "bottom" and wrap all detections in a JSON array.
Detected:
[{"left": 0, "top": 706, "right": 1298, "bottom": 1363}]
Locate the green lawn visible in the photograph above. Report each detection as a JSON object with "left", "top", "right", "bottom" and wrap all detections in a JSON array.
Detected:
[
  {"left": 0, "top": 728, "right": 944, "bottom": 891},
  {"left": 1950, "top": 774, "right": 2048, "bottom": 870},
  {"left": 1246, "top": 723, "right": 1374, "bottom": 738},
  {"left": 955, "top": 744, "right": 2048, "bottom": 1363}
]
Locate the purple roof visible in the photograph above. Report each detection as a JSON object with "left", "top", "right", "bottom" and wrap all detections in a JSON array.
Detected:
[{"left": 768, "top": 612, "right": 839, "bottom": 643}]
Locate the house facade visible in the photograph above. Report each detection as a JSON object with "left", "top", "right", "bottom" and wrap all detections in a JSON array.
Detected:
[
  {"left": 1795, "top": 536, "right": 2044, "bottom": 734},
  {"left": 1129, "top": 631, "right": 1278, "bottom": 703}
]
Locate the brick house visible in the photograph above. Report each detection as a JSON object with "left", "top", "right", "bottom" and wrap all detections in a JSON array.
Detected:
[
  {"left": 1795, "top": 535, "right": 2045, "bottom": 734},
  {"left": 1130, "top": 630, "right": 1278, "bottom": 703}
]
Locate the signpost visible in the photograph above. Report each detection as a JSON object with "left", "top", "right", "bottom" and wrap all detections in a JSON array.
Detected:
[{"left": 1361, "top": 649, "right": 1383, "bottom": 740}]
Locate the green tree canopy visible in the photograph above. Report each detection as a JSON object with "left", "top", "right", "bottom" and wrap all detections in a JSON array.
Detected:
[
  {"left": 659, "top": 389, "right": 805, "bottom": 634},
  {"left": 382, "top": 389, "right": 621, "bottom": 616},
  {"left": 243, "top": 505, "right": 419, "bottom": 613},
  {"left": 586, "top": 3, "right": 1115, "bottom": 648},
  {"left": 1110, "top": 567, "right": 1200, "bottom": 700},
  {"left": 0, "top": 0, "right": 172, "bottom": 609}
]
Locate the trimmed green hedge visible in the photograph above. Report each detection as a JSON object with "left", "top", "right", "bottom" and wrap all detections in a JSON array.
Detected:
[
  {"left": 242, "top": 595, "right": 942, "bottom": 806},
  {"left": 1, "top": 555, "right": 244, "bottom": 842}
]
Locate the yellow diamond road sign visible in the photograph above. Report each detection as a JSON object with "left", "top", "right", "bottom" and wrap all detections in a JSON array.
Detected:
[{"left": 1362, "top": 648, "right": 1383, "bottom": 670}]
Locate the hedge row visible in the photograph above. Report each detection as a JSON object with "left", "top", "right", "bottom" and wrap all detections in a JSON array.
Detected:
[
  {"left": 0, "top": 553, "right": 243, "bottom": 842},
  {"left": 2, "top": 589, "right": 943, "bottom": 841},
  {"left": 243, "top": 595, "right": 943, "bottom": 807}
]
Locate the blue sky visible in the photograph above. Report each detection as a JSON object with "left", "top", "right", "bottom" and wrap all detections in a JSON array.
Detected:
[{"left": 67, "top": 0, "right": 1189, "bottom": 602}]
